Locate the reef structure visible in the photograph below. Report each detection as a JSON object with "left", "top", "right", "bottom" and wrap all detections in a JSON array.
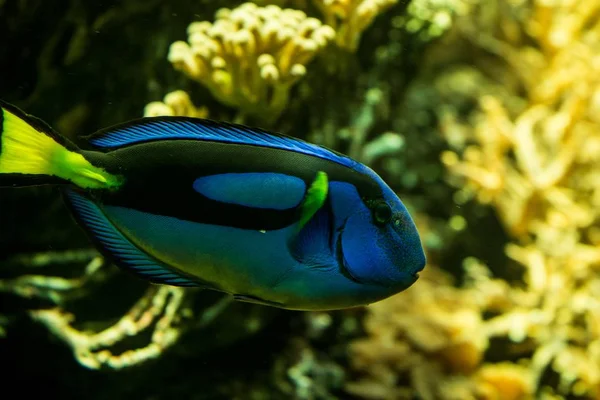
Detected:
[
  {"left": 167, "top": 2, "right": 335, "bottom": 122},
  {"left": 347, "top": 0, "right": 600, "bottom": 398},
  {"left": 312, "top": 0, "right": 398, "bottom": 50}
]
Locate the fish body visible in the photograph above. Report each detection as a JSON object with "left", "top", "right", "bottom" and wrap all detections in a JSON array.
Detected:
[{"left": 0, "top": 101, "right": 425, "bottom": 310}]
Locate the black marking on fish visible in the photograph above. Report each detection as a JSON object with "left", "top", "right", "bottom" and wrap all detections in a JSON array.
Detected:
[
  {"left": 63, "top": 188, "right": 210, "bottom": 288},
  {"left": 81, "top": 140, "right": 384, "bottom": 232}
]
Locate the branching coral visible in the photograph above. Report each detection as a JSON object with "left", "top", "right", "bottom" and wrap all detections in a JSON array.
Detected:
[
  {"left": 439, "top": 0, "right": 600, "bottom": 398},
  {"left": 144, "top": 90, "right": 209, "bottom": 118},
  {"left": 0, "top": 250, "right": 111, "bottom": 304},
  {"left": 167, "top": 2, "right": 335, "bottom": 122},
  {"left": 0, "top": 250, "right": 232, "bottom": 370},
  {"left": 312, "top": 0, "right": 397, "bottom": 51},
  {"left": 31, "top": 285, "right": 188, "bottom": 370},
  {"left": 346, "top": 263, "right": 536, "bottom": 400}
]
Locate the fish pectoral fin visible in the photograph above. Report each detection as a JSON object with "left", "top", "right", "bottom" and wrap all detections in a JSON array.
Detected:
[
  {"left": 297, "top": 171, "right": 328, "bottom": 230},
  {"left": 233, "top": 294, "right": 284, "bottom": 308},
  {"left": 288, "top": 193, "right": 335, "bottom": 269},
  {"left": 64, "top": 189, "right": 201, "bottom": 287}
]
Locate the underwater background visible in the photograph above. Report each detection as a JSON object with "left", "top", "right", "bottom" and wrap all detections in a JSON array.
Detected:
[{"left": 1, "top": 0, "right": 599, "bottom": 399}]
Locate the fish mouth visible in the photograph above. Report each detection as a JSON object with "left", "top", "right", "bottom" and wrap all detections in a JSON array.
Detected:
[
  {"left": 411, "top": 260, "right": 425, "bottom": 281},
  {"left": 413, "top": 251, "right": 427, "bottom": 278},
  {"left": 409, "top": 255, "right": 426, "bottom": 284}
]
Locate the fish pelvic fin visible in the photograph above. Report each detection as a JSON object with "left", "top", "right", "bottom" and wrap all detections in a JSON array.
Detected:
[{"left": 0, "top": 101, "right": 123, "bottom": 189}]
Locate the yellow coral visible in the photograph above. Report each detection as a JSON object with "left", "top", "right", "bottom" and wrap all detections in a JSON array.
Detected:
[
  {"left": 254, "top": 0, "right": 308, "bottom": 7},
  {"left": 144, "top": 90, "right": 209, "bottom": 118},
  {"left": 476, "top": 363, "right": 533, "bottom": 400},
  {"left": 348, "top": 1, "right": 600, "bottom": 399},
  {"left": 396, "top": 0, "right": 473, "bottom": 41},
  {"left": 167, "top": 2, "right": 335, "bottom": 122},
  {"left": 436, "top": 0, "right": 600, "bottom": 398},
  {"left": 347, "top": 266, "right": 494, "bottom": 399},
  {"left": 312, "top": 0, "right": 397, "bottom": 50},
  {"left": 0, "top": 253, "right": 190, "bottom": 369},
  {"left": 31, "top": 286, "right": 187, "bottom": 370},
  {"left": 346, "top": 256, "right": 538, "bottom": 399}
]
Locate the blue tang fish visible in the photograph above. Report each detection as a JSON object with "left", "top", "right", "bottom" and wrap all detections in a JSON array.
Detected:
[{"left": 0, "top": 101, "right": 425, "bottom": 311}]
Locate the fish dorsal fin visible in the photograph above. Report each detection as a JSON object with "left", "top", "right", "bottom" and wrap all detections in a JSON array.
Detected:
[
  {"left": 64, "top": 189, "right": 200, "bottom": 287},
  {"left": 85, "top": 117, "right": 356, "bottom": 168}
]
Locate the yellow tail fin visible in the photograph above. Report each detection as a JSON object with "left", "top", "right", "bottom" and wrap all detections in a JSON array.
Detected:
[{"left": 0, "top": 102, "right": 122, "bottom": 189}]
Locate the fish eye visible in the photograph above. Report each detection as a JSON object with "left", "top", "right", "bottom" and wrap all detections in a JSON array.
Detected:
[{"left": 372, "top": 201, "right": 392, "bottom": 226}]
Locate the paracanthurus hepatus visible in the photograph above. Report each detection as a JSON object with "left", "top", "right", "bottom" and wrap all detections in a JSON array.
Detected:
[{"left": 0, "top": 101, "right": 425, "bottom": 311}]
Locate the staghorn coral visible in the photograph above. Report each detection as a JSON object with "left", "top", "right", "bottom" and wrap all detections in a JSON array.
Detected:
[
  {"left": 167, "top": 2, "right": 335, "bottom": 123},
  {"left": 312, "top": 0, "right": 397, "bottom": 51}
]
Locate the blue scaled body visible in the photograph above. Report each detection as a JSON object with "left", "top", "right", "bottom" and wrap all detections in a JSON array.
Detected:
[{"left": 0, "top": 101, "right": 426, "bottom": 311}]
